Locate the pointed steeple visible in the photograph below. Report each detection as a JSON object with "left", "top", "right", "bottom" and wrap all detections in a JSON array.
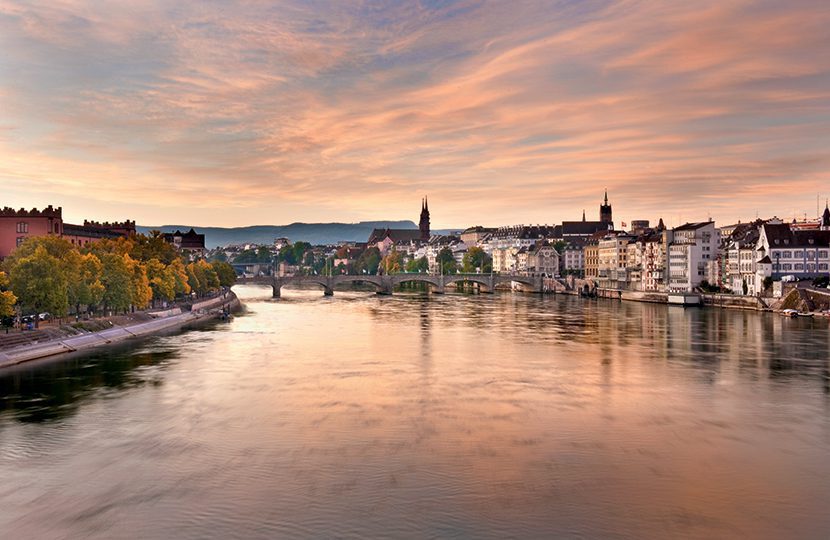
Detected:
[
  {"left": 582, "top": 209, "right": 586, "bottom": 222},
  {"left": 419, "top": 196, "right": 431, "bottom": 241},
  {"left": 822, "top": 199, "right": 830, "bottom": 229},
  {"left": 604, "top": 189, "right": 608, "bottom": 205}
]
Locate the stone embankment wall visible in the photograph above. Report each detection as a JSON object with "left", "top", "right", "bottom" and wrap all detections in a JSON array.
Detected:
[
  {"left": 0, "top": 292, "right": 240, "bottom": 369},
  {"left": 701, "top": 294, "right": 769, "bottom": 311}
]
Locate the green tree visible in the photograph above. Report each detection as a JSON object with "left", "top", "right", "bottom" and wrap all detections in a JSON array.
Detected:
[
  {"left": 354, "top": 247, "right": 381, "bottom": 275},
  {"left": 437, "top": 247, "right": 458, "bottom": 274},
  {"left": 2, "top": 235, "right": 75, "bottom": 272},
  {"left": 0, "top": 271, "right": 17, "bottom": 319},
  {"left": 8, "top": 245, "right": 69, "bottom": 324},
  {"left": 145, "top": 258, "right": 176, "bottom": 306},
  {"left": 462, "top": 246, "right": 492, "bottom": 273},
  {"left": 130, "top": 231, "right": 178, "bottom": 265},
  {"left": 211, "top": 261, "right": 237, "bottom": 287},
  {"left": 100, "top": 253, "right": 134, "bottom": 313},
  {"left": 65, "top": 251, "right": 105, "bottom": 316},
  {"left": 187, "top": 260, "right": 220, "bottom": 297},
  {"left": 405, "top": 256, "right": 429, "bottom": 273}
]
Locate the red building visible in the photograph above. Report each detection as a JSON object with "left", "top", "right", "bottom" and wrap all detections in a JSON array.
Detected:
[{"left": 0, "top": 206, "right": 135, "bottom": 260}]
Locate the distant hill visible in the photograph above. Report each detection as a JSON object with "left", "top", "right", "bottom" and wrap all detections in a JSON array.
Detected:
[{"left": 136, "top": 221, "right": 457, "bottom": 249}]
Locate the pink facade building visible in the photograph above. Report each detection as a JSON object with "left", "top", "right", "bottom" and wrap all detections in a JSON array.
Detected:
[{"left": 0, "top": 206, "right": 135, "bottom": 260}]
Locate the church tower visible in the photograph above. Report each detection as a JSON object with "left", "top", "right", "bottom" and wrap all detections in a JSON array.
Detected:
[
  {"left": 419, "top": 197, "right": 431, "bottom": 240},
  {"left": 600, "top": 190, "right": 613, "bottom": 226},
  {"left": 822, "top": 200, "right": 830, "bottom": 231}
]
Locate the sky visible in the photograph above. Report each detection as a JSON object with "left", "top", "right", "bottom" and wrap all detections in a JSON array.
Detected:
[{"left": 1, "top": 0, "right": 829, "bottom": 229}]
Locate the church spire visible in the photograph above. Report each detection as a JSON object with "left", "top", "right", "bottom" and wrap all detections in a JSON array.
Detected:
[
  {"left": 419, "top": 196, "right": 431, "bottom": 241},
  {"left": 604, "top": 189, "right": 608, "bottom": 205},
  {"left": 582, "top": 209, "right": 586, "bottom": 222}
]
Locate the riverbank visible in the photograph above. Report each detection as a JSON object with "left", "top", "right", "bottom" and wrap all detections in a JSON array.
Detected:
[{"left": 0, "top": 292, "right": 241, "bottom": 369}]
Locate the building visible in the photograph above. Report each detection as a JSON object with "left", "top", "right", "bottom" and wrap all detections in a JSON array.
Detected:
[
  {"left": 597, "top": 233, "right": 634, "bottom": 288},
  {"left": 419, "top": 197, "right": 431, "bottom": 241},
  {"left": 526, "top": 243, "right": 560, "bottom": 277},
  {"left": 756, "top": 223, "right": 830, "bottom": 280},
  {"left": 560, "top": 239, "right": 586, "bottom": 276},
  {"left": 600, "top": 190, "right": 613, "bottom": 226},
  {"left": 367, "top": 198, "right": 432, "bottom": 254},
  {"left": 460, "top": 226, "right": 496, "bottom": 245},
  {"left": 0, "top": 206, "right": 135, "bottom": 260},
  {"left": 0, "top": 206, "right": 63, "bottom": 259},
  {"left": 163, "top": 228, "right": 206, "bottom": 256},
  {"left": 668, "top": 221, "right": 719, "bottom": 292}
]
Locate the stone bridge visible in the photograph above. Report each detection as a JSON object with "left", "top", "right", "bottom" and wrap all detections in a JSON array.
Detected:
[{"left": 236, "top": 273, "right": 554, "bottom": 298}]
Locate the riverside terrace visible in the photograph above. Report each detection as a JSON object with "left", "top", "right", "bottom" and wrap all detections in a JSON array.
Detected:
[{"left": 236, "top": 273, "right": 568, "bottom": 297}]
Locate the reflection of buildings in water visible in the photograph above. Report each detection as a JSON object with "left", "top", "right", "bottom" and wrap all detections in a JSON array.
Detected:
[{"left": 418, "top": 300, "right": 433, "bottom": 385}]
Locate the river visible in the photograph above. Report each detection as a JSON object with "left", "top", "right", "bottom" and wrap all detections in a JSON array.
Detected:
[{"left": 1, "top": 285, "right": 829, "bottom": 539}]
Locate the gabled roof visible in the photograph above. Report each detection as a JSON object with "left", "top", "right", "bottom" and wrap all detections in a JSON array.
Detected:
[
  {"left": 561, "top": 221, "right": 609, "bottom": 236},
  {"left": 367, "top": 228, "right": 423, "bottom": 245},
  {"left": 673, "top": 221, "right": 713, "bottom": 232}
]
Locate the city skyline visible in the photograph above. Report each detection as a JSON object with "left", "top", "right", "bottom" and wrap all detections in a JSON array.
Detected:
[{"left": 1, "top": 0, "right": 829, "bottom": 228}]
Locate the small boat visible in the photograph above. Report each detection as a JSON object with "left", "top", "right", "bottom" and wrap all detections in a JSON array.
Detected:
[
  {"left": 797, "top": 312, "right": 814, "bottom": 318},
  {"left": 781, "top": 309, "right": 798, "bottom": 317}
]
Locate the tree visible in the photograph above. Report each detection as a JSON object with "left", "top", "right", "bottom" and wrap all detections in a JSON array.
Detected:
[
  {"left": 437, "top": 247, "right": 458, "bottom": 274},
  {"left": 354, "top": 247, "right": 381, "bottom": 275},
  {"left": 65, "top": 251, "right": 105, "bottom": 316},
  {"left": 130, "top": 231, "right": 178, "bottom": 265},
  {"left": 0, "top": 271, "right": 16, "bottom": 319},
  {"left": 406, "top": 256, "right": 429, "bottom": 273},
  {"left": 462, "top": 247, "right": 492, "bottom": 273},
  {"left": 166, "top": 259, "right": 191, "bottom": 298},
  {"left": 127, "top": 255, "right": 153, "bottom": 310},
  {"left": 100, "top": 253, "right": 134, "bottom": 313},
  {"left": 211, "top": 261, "right": 237, "bottom": 287},
  {"left": 146, "top": 258, "right": 176, "bottom": 306},
  {"left": 187, "top": 260, "right": 220, "bottom": 297},
  {"left": 380, "top": 249, "right": 403, "bottom": 274},
  {"left": 8, "top": 245, "right": 69, "bottom": 323}
]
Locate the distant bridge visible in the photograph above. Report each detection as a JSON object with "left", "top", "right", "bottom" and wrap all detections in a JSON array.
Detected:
[{"left": 235, "top": 273, "right": 564, "bottom": 297}]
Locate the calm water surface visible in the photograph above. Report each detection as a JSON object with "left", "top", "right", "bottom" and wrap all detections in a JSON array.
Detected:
[{"left": 1, "top": 285, "right": 830, "bottom": 539}]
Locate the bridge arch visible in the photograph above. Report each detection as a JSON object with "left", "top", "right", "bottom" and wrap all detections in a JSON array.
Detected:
[
  {"left": 332, "top": 276, "right": 388, "bottom": 294},
  {"left": 442, "top": 275, "right": 493, "bottom": 293},
  {"left": 391, "top": 275, "right": 443, "bottom": 293}
]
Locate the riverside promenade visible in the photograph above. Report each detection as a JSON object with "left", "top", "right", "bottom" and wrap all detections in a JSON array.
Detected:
[{"left": 0, "top": 292, "right": 241, "bottom": 369}]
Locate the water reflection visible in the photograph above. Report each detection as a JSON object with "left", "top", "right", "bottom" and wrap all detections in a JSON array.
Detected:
[{"left": 0, "top": 285, "right": 829, "bottom": 539}]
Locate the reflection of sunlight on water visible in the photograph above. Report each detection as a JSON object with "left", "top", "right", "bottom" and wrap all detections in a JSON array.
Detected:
[{"left": 1, "top": 289, "right": 830, "bottom": 539}]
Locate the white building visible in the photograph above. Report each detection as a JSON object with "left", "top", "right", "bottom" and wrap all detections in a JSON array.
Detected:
[{"left": 668, "top": 222, "right": 719, "bottom": 292}]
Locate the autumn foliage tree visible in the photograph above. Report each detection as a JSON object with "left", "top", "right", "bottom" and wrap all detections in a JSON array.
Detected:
[{"left": 0, "top": 271, "right": 16, "bottom": 319}]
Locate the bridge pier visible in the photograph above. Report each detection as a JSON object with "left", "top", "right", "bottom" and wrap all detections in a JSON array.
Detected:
[{"left": 272, "top": 284, "right": 281, "bottom": 298}]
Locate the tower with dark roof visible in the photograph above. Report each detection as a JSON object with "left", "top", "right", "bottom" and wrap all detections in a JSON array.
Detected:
[
  {"left": 599, "top": 190, "right": 613, "bottom": 225},
  {"left": 419, "top": 197, "right": 431, "bottom": 240},
  {"left": 822, "top": 201, "right": 830, "bottom": 230}
]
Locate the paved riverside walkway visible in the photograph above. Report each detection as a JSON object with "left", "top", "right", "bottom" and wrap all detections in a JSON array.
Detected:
[{"left": 0, "top": 293, "right": 239, "bottom": 369}]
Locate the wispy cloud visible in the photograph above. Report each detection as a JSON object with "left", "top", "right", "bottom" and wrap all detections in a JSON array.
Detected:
[{"left": 1, "top": 0, "right": 828, "bottom": 226}]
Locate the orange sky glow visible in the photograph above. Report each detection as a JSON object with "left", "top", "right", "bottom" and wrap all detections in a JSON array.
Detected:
[{"left": 1, "top": 0, "right": 828, "bottom": 228}]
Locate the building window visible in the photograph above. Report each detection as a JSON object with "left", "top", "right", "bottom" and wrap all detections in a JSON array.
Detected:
[
  {"left": 16, "top": 222, "right": 28, "bottom": 233},
  {"left": 819, "top": 251, "right": 828, "bottom": 259},
  {"left": 16, "top": 237, "right": 25, "bottom": 247},
  {"left": 795, "top": 264, "right": 803, "bottom": 270},
  {"left": 820, "top": 264, "right": 828, "bottom": 271},
  {"left": 794, "top": 251, "right": 803, "bottom": 258},
  {"left": 782, "top": 251, "right": 792, "bottom": 258}
]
